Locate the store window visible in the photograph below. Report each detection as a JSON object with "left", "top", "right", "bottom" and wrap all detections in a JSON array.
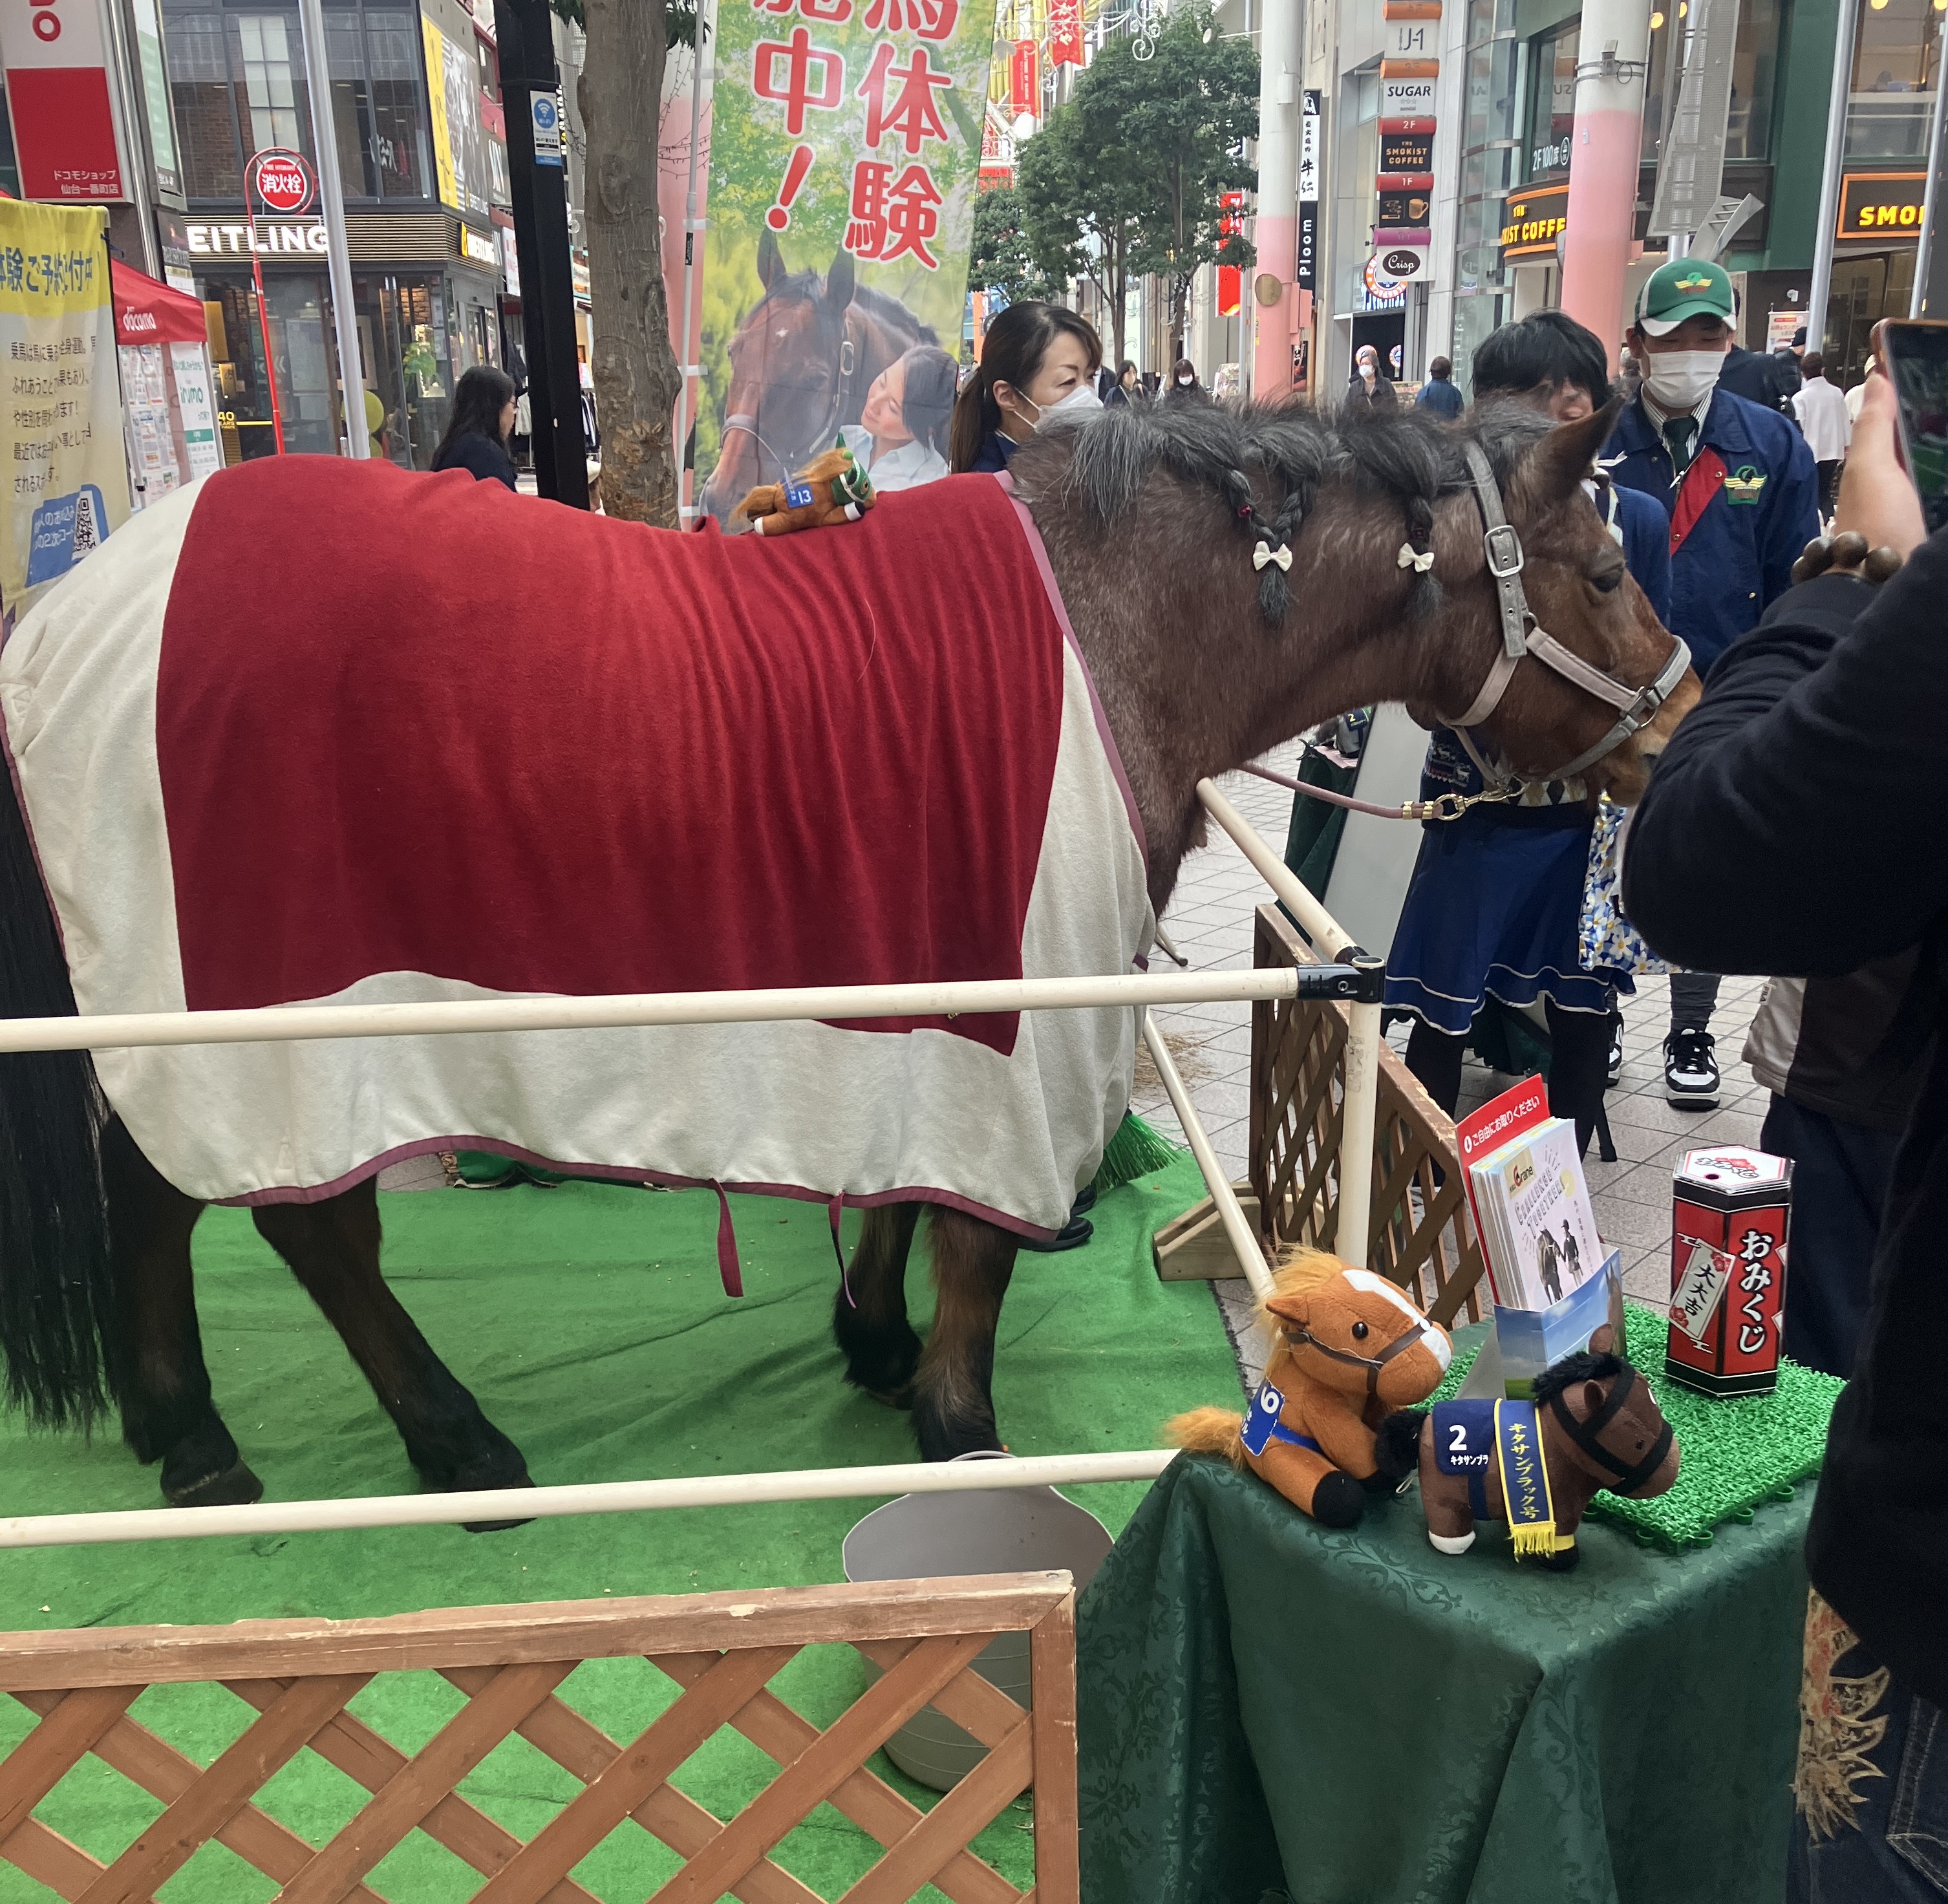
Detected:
[
  {"left": 199, "top": 269, "right": 339, "bottom": 461},
  {"left": 1846, "top": 0, "right": 1943, "bottom": 160},
  {"left": 1642, "top": 0, "right": 1781, "bottom": 164},
  {"left": 163, "top": 0, "right": 432, "bottom": 203},
  {"left": 1453, "top": 0, "right": 1519, "bottom": 385},
  {"left": 356, "top": 273, "right": 453, "bottom": 467},
  {"left": 1527, "top": 22, "right": 1578, "bottom": 180}
]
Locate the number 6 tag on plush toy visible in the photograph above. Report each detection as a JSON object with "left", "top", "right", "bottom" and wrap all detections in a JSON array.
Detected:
[{"left": 1239, "top": 1380, "right": 1287, "bottom": 1457}]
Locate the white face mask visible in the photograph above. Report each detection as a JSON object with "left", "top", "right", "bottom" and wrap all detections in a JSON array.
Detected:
[
  {"left": 1641, "top": 348, "right": 1724, "bottom": 412},
  {"left": 1177, "top": 373, "right": 1193, "bottom": 386},
  {"left": 1358, "top": 359, "right": 1376, "bottom": 381},
  {"left": 1021, "top": 383, "right": 1103, "bottom": 429}
]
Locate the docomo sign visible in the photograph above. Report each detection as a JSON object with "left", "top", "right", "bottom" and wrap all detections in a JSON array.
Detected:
[
  {"left": 0, "top": 0, "right": 130, "bottom": 200},
  {"left": 250, "top": 148, "right": 316, "bottom": 215}
]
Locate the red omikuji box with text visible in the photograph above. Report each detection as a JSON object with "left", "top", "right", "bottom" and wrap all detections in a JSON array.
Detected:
[{"left": 1665, "top": 1146, "right": 1793, "bottom": 1398}]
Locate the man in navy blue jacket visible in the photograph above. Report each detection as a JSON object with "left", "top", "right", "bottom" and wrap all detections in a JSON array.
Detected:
[{"left": 1603, "top": 257, "right": 1820, "bottom": 1109}]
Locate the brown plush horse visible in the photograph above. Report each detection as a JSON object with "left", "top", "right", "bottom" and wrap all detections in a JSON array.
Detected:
[
  {"left": 1404, "top": 1325, "right": 1680, "bottom": 1570},
  {"left": 733, "top": 442, "right": 876, "bottom": 537},
  {"left": 1168, "top": 1252, "right": 1453, "bottom": 1527}
]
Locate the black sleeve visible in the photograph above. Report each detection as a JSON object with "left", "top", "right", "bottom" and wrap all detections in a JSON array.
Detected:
[{"left": 1621, "top": 528, "right": 1948, "bottom": 977}]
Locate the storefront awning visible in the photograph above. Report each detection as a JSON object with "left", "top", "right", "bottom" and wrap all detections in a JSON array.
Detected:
[{"left": 111, "top": 261, "right": 210, "bottom": 349}]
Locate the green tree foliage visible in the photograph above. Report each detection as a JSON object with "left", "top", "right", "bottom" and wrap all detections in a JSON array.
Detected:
[
  {"left": 1017, "top": 4, "right": 1256, "bottom": 366},
  {"left": 969, "top": 185, "right": 1063, "bottom": 308}
]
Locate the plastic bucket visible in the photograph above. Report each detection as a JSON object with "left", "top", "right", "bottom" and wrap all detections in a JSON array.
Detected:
[{"left": 842, "top": 1451, "right": 1115, "bottom": 1792}]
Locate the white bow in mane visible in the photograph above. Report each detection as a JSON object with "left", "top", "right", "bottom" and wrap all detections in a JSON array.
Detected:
[
  {"left": 1397, "top": 542, "right": 1436, "bottom": 573},
  {"left": 1253, "top": 541, "right": 1293, "bottom": 573}
]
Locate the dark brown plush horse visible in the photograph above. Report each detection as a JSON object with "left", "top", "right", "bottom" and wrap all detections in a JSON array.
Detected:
[
  {"left": 1406, "top": 1325, "right": 1681, "bottom": 1570},
  {"left": 0, "top": 397, "right": 1698, "bottom": 1514},
  {"left": 697, "top": 230, "right": 934, "bottom": 526}
]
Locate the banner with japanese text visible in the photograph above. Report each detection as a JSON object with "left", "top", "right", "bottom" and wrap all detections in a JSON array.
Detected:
[
  {"left": 0, "top": 200, "right": 126, "bottom": 619},
  {"left": 696, "top": 0, "right": 998, "bottom": 522}
]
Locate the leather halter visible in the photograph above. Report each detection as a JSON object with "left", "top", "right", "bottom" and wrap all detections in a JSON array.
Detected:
[
  {"left": 721, "top": 306, "right": 861, "bottom": 482},
  {"left": 1285, "top": 1318, "right": 1433, "bottom": 1401},
  {"left": 1546, "top": 1361, "right": 1674, "bottom": 1497},
  {"left": 1442, "top": 439, "right": 1693, "bottom": 788}
]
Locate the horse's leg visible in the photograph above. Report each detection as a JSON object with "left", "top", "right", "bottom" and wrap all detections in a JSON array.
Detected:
[
  {"left": 102, "top": 1120, "right": 263, "bottom": 1508},
  {"left": 910, "top": 1209, "right": 1016, "bottom": 1461},
  {"left": 832, "top": 1203, "right": 923, "bottom": 1404},
  {"left": 1418, "top": 1428, "right": 1476, "bottom": 1554},
  {"left": 252, "top": 1181, "right": 533, "bottom": 1522}
]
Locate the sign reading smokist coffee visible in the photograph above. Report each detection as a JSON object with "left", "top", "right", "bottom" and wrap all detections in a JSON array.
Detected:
[
  {"left": 1501, "top": 181, "right": 1569, "bottom": 259},
  {"left": 1837, "top": 172, "right": 1927, "bottom": 241},
  {"left": 1376, "top": 0, "right": 1439, "bottom": 260}
]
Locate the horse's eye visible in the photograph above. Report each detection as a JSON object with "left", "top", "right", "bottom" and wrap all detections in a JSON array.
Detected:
[
  {"left": 1351, "top": 1320, "right": 1369, "bottom": 1340},
  {"left": 1592, "top": 566, "right": 1623, "bottom": 594}
]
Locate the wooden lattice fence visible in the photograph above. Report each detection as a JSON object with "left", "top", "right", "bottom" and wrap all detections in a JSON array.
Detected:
[
  {"left": 0, "top": 1573, "right": 1077, "bottom": 1903},
  {"left": 1250, "top": 904, "right": 1488, "bottom": 1326}
]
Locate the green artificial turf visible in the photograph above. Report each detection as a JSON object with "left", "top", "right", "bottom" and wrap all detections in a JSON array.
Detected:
[
  {"left": 1431, "top": 1301, "right": 1842, "bottom": 1552},
  {"left": 0, "top": 1159, "right": 1236, "bottom": 1902}
]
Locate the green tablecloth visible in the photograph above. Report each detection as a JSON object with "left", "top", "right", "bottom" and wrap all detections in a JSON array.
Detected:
[{"left": 1076, "top": 1446, "right": 1810, "bottom": 1904}]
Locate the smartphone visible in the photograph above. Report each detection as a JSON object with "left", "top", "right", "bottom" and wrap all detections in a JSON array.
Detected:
[{"left": 1880, "top": 319, "right": 1948, "bottom": 535}]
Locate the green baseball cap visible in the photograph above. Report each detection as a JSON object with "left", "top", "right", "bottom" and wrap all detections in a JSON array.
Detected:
[{"left": 1634, "top": 257, "right": 1737, "bottom": 337}]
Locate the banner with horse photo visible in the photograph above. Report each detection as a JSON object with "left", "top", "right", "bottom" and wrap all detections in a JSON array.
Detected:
[{"left": 696, "top": 0, "right": 997, "bottom": 522}]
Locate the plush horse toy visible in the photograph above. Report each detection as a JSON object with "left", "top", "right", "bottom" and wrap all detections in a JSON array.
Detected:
[
  {"left": 1396, "top": 1325, "right": 1680, "bottom": 1571},
  {"left": 1168, "top": 1251, "right": 1453, "bottom": 1528},
  {"left": 734, "top": 441, "right": 876, "bottom": 536}
]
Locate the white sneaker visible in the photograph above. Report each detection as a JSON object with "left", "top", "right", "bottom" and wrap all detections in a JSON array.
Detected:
[{"left": 1663, "top": 1029, "right": 1720, "bottom": 1109}]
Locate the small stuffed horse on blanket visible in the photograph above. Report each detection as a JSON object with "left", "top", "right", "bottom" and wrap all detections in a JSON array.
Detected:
[{"left": 734, "top": 442, "right": 876, "bottom": 537}]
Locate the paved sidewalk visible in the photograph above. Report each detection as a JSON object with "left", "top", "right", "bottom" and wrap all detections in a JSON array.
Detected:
[{"left": 1131, "top": 751, "right": 1767, "bottom": 1361}]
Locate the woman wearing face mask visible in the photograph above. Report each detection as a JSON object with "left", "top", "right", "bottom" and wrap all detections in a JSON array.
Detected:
[
  {"left": 1345, "top": 343, "right": 1398, "bottom": 412},
  {"left": 839, "top": 345, "right": 957, "bottom": 491},
  {"left": 1161, "top": 358, "right": 1210, "bottom": 408},
  {"left": 949, "top": 300, "right": 1104, "bottom": 475}
]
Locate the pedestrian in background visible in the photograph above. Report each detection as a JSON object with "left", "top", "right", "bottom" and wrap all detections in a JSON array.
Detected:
[
  {"left": 1346, "top": 343, "right": 1397, "bottom": 411},
  {"left": 430, "top": 366, "right": 519, "bottom": 490},
  {"left": 1793, "top": 351, "right": 1850, "bottom": 519},
  {"left": 1846, "top": 355, "right": 1876, "bottom": 429},
  {"left": 1414, "top": 356, "right": 1464, "bottom": 419},
  {"left": 1603, "top": 256, "right": 1820, "bottom": 1109},
  {"left": 948, "top": 299, "right": 1103, "bottom": 475},
  {"left": 1719, "top": 325, "right": 1799, "bottom": 416},
  {"left": 1104, "top": 361, "right": 1142, "bottom": 409},
  {"left": 1162, "top": 358, "right": 1208, "bottom": 407}
]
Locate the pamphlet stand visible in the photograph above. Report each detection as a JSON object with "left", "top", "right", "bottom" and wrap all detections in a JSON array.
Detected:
[{"left": 1456, "top": 1251, "right": 1626, "bottom": 1400}]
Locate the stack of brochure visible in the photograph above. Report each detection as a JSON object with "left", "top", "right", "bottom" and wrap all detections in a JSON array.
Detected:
[{"left": 1456, "top": 1076, "right": 1606, "bottom": 1312}]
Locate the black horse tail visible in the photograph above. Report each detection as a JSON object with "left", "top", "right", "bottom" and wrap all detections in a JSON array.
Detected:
[{"left": 0, "top": 758, "right": 113, "bottom": 1428}]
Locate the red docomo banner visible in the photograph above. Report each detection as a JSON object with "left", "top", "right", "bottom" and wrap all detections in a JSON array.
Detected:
[
  {"left": 0, "top": 0, "right": 129, "bottom": 201},
  {"left": 250, "top": 149, "right": 316, "bottom": 215}
]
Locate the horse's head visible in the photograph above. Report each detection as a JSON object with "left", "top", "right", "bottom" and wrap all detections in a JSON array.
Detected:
[
  {"left": 700, "top": 235, "right": 857, "bottom": 526},
  {"left": 1417, "top": 401, "right": 1700, "bottom": 805},
  {"left": 1534, "top": 1329, "right": 1681, "bottom": 1499},
  {"left": 1263, "top": 1254, "right": 1453, "bottom": 1410}
]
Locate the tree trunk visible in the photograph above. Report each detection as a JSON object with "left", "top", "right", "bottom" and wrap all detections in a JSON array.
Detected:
[{"left": 580, "top": 0, "right": 683, "bottom": 526}]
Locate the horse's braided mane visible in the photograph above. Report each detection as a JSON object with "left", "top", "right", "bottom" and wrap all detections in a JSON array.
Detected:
[
  {"left": 1011, "top": 400, "right": 1550, "bottom": 623},
  {"left": 1530, "top": 1349, "right": 1626, "bottom": 1407}
]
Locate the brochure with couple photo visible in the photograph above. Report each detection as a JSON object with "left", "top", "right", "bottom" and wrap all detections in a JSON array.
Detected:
[{"left": 1457, "top": 1076, "right": 1606, "bottom": 1313}]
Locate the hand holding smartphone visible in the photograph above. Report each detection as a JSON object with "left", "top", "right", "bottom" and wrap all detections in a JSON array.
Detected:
[{"left": 1878, "top": 319, "right": 1948, "bottom": 535}]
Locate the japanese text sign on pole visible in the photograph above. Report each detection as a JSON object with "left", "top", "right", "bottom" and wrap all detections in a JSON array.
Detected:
[
  {"left": 1296, "top": 87, "right": 1321, "bottom": 291},
  {"left": 0, "top": 0, "right": 131, "bottom": 201},
  {"left": 695, "top": 0, "right": 999, "bottom": 527},
  {"left": 0, "top": 199, "right": 126, "bottom": 617},
  {"left": 249, "top": 148, "right": 316, "bottom": 215}
]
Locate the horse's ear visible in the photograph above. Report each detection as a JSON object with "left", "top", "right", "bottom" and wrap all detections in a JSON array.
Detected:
[
  {"left": 1586, "top": 1321, "right": 1616, "bottom": 1357},
  {"left": 757, "top": 226, "right": 782, "bottom": 290},
  {"left": 1263, "top": 1292, "right": 1309, "bottom": 1329},
  {"left": 1514, "top": 397, "right": 1622, "bottom": 511},
  {"left": 824, "top": 246, "right": 855, "bottom": 317},
  {"left": 1579, "top": 1378, "right": 1609, "bottom": 1422}
]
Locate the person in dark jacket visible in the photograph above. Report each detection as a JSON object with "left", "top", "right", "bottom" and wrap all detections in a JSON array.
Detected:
[
  {"left": 429, "top": 365, "right": 519, "bottom": 489},
  {"left": 948, "top": 300, "right": 1102, "bottom": 475},
  {"left": 1161, "top": 358, "right": 1208, "bottom": 407},
  {"left": 1414, "top": 356, "right": 1465, "bottom": 418},
  {"left": 1346, "top": 343, "right": 1397, "bottom": 411},
  {"left": 1104, "top": 361, "right": 1142, "bottom": 409},
  {"left": 1622, "top": 350, "right": 1946, "bottom": 1900},
  {"left": 1718, "top": 339, "right": 1798, "bottom": 414},
  {"left": 1604, "top": 255, "right": 1821, "bottom": 1110}
]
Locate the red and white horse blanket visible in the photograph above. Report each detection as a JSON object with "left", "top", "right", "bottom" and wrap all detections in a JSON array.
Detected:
[{"left": 1, "top": 458, "right": 1152, "bottom": 1244}]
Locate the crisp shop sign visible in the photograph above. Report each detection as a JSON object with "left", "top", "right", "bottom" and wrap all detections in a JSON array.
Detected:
[
  {"left": 186, "top": 219, "right": 330, "bottom": 256},
  {"left": 0, "top": 0, "right": 130, "bottom": 200}
]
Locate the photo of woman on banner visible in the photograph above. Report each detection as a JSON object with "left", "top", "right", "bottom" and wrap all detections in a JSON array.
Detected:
[{"left": 839, "top": 343, "right": 956, "bottom": 489}]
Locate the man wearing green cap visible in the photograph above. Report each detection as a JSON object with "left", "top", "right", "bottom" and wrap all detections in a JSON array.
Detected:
[{"left": 1603, "top": 255, "right": 1821, "bottom": 1111}]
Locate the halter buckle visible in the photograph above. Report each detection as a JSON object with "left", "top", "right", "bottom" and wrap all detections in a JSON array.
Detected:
[{"left": 1483, "top": 523, "right": 1525, "bottom": 579}]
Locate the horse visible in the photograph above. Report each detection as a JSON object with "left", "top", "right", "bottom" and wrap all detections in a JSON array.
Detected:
[
  {"left": 0, "top": 394, "right": 1698, "bottom": 1516},
  {"left": 1407, "top": 1325, "right": 1680, "bottom": 1568},
  {"left": 697, "top": 230, "right": 935, "bottom": 526},
  {"left": 1166, "top": 1250, "right": 1452, "bottom": 1527}
]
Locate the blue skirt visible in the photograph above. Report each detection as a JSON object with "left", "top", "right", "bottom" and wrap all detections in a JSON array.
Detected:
[{"left": 1384, "top": 802, "right": 1631, "bottom": 1036}]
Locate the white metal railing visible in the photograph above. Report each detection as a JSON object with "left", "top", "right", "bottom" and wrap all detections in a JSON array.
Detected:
[{"left": 0, "top": 779, "right": 1376, "bottom": 1545}]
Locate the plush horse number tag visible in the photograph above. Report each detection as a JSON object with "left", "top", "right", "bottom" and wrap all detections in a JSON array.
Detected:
[
  {"left": 784, "top": 479, "right": 815, "bottom": 509},
  {"left": 1239, "top": 1380, "right": 1287, "bottom": 1458}
]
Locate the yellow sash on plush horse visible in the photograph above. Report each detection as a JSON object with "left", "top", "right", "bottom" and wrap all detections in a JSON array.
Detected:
[{"left": 1494, "top": 1398, "right": 1566, "bottom": 1557}]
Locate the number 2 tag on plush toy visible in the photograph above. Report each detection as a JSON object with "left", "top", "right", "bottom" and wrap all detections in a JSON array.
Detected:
[
  {"left": 784, "top": 478, "right": 815, "bottom": 509},
  {"left": 1239, "top": 1380, "right": 1287, "bottom": 1457}
]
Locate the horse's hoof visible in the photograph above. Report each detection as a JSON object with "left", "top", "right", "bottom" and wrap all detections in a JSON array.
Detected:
[
  {"left": 1309, "top": 1470, "right": 1365, "bottom": 1528},
  {"left": 1538, "top": 1539, "right": 1581, "bottom": 1572},
  {"left": 166, "top": 1459, "right": 265, "bottom": 1509},
  {"left": 1427, "top": 1527, "right": 1476, "bottom": 1555}
]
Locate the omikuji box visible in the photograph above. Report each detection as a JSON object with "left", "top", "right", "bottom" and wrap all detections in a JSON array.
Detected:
[{"left": 1665, "top": 1146, "right": 1793, "bottom": 1398}]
